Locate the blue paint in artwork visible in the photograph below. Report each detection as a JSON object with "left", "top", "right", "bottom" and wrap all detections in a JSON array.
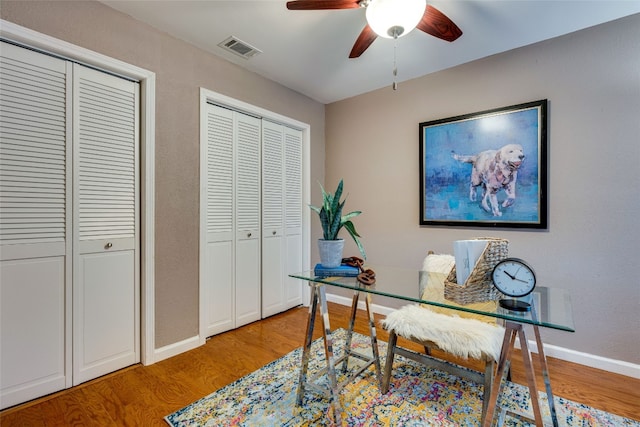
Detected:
[{"left": 423, "top": 108, "right": 541, "bottom": 223}]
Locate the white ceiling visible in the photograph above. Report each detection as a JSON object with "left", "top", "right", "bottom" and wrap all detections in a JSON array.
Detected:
[{"left": 100, "top": 1, "right": 640, "bottom": 104}]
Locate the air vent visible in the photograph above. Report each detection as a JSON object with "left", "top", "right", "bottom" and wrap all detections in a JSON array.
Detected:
[{"left": 218, "top": 36, "right": 262, "bottom": 59}]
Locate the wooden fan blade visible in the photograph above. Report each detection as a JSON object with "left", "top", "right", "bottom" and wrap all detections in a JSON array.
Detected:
[
  {"left": 349, "top": 25, "right": 378, "bottom": 58},
  {"left": 286, "top": 0, "right": 360, "bottom": 10},
  {"left": 417, "top": 5, "right": 463, "bottom": 42}
]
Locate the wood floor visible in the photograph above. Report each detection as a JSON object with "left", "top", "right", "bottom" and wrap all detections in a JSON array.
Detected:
[{"left": 2, "top": 303, "right": 639, "bottom": 426}]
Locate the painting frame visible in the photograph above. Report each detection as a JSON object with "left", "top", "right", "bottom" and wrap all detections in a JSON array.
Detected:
[{"left": 419, "top": 99, "right": 548, "bottom": 229}]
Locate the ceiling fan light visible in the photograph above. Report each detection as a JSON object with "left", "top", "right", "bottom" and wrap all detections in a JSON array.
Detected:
[{"left": 366, "top": 0, "right": 426, "bottom": 39}]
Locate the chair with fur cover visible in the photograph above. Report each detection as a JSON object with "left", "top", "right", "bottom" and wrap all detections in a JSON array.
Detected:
[{"left": 380, "top": 253, "right": 505, "bottom": 422}]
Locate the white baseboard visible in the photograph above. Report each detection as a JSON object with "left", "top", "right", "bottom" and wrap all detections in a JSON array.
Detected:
[
  {"left": 325, "top": 293, "right": 640, "bottom": 380},
  {"left": 523, "top": 340, "right": 640, "bottom": 379},
  {"left": 153, "top": 335, "right": 202, "bottom": 363}
]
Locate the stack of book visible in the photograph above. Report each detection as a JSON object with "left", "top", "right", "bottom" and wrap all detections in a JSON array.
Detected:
[{"left": 314, "top": 263, "right": 360, "bottom": 278}]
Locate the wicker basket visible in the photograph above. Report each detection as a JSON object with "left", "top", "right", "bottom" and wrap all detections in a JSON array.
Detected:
[{"left": 444, "top": 237, "right": 509, "bottom": 304}]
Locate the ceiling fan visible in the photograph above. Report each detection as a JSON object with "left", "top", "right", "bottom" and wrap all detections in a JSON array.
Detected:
[{"left": 286, "top": 0, "right": 463, "bottom": 58}]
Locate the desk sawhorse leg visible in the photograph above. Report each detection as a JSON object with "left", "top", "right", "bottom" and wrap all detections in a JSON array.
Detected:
[
  {"left": 296, "top": 282, "right": 381, "bottom": 425},
  {"left": 483, "top": 321, "right": 559, "bottom": 427}
]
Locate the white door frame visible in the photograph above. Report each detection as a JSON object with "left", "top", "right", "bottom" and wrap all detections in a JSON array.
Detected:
[
  {"left": 199, "top": 88, "right": 311, "bottom": 343},
  {"left": 0, "top": 20, "right": 157, "bottom": 365}
]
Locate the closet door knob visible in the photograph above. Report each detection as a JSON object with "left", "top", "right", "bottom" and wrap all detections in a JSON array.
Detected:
[
  {"left": 247, "top": 232, "right": 252, "bottom": 238},
  {"left": 105, "top": 242, "right": 113, "bottom": 249},
  {"left": 272, "top": 230, "right": 276, "bottom": 235}
]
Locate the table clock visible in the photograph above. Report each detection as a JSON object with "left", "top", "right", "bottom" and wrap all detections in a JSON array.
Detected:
[{"left": 492, "top": 258, "right": 536, "bottom": 312}]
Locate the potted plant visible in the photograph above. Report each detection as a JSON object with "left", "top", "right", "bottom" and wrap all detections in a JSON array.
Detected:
[{"left": 310, "top": 179, "right": 366, "bottom": 267}]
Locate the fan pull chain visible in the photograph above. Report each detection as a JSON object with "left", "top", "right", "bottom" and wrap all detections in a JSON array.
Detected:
[{"left": 392, "top": 35, "right": 398, "bottom": 90}]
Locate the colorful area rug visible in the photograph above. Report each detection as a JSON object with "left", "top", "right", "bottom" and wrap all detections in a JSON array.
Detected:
[{"left": 165, "top": 329, "right": 639, "bottom": 426}]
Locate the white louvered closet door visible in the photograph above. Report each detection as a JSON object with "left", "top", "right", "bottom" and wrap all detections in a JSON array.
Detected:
[
  {"left": 203, "top": 104, "right": 302, "bottom": 334},
  {"left": 204, "top": 105, "right": 261, "bottom": 334},
  {"left": 260, "top": 121, "right": 302, "bottom": 317},
  {"left": 205, "top": 104, "right": 235, "bottom": 336},
  {"left": 72, "top": 65, "right": 140, "bottom": 385},
  {"left": 0, "top": 42, "right": 72, "bottom": 409},
  {"left": 284, "top": 126, "right": 303, "bottom": 308},
  {"left": 234, "top": 112, "right": 261, "bottom": 327},
  {"left": 261, "top": 120, "right": 285, "bottom": 317}
]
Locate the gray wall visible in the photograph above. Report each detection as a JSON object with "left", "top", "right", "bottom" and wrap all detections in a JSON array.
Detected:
[
  {"left": 326, "top": 14, "right": 640, "bottom": 364},
  {"left": 1, "top": 0, "right": 326, "bottom": 348}
]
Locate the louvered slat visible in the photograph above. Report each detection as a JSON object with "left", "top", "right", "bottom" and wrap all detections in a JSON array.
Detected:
[
  {"left": 0, "top": 46, "right": 67, "bottom": 245},
  {"left": 76, "top": 69, "right": 137, "bottom": 241}
]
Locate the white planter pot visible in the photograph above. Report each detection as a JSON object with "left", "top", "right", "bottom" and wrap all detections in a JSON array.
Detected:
[{"left": 318, "top": 239, "right": 345, "bottom": 268}]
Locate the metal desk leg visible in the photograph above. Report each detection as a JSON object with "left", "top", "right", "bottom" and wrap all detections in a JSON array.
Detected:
[
  {"left": 296, "top": 283, "right": 319, "bottom": 406},
  {"left": 316, "top": 284, "right": 343, "bottom": 424},
  {"left": 341, "top": 290, "right": 360, "bottom": 373},
  {"left": 517, "top": 324, "right": 545, "bottom": 427},
  {"left": 295, "top": 283, "right": 343, "bottom": 423},
  {"left": 364, "top": 291, "right": 382, "bottom": 383},
  {"left": 534, "top": 325, "right": 559, "bottom": 426},
  {"left": 483, "top": 323, "right": 517, "bottom": 427},
  {"left": 483, "top": 322, "right": 548, "bottom": 427},
  {"left": 340, "top": 289, "right": 381, "bottom": 384},
  {"left": 296, "top": 283, "right": 381, "bottom": 425}
]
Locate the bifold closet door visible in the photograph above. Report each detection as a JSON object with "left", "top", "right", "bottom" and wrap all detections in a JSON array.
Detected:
[
  {"left": 234, "top": 113, "right": 261, "bottom": 327},
  {"left": 261, "top": 121, "right": 302, "bottom": 317},
  {"left": 204, "top": 105, "right": 235, "bottom": 336},
  {"left": 204, "top": 104, "right": 261, "bottom": 335},
  {"left": 283, "top": 126, "right": 303, "bottom": 308},
  {"left": 0, "top": 42, "right": 72, "bottom": 409},
  {"left": 72, "top": 65, "right": 140, "bottom": 385},
  {"left": 0, "top": 42, "right": 140, "bottom": 408},
  {"left": 261, "top": 120, "right": 285, "bottom": 317}
]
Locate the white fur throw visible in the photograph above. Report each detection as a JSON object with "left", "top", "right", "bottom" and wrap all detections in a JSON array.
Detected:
[
  {"left": 422, "top": 254, "right": 455, "bottom": 274},
  {"left": 419, "top": 254, "right": 455, "bottom": 296},
  {"left": 381, "top": 305, "right": 505, "bottom": 361}
]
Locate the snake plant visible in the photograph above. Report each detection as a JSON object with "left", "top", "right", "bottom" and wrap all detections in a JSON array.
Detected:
[{"left": 310, "top": 179, "right": 366, "bottom": 259}]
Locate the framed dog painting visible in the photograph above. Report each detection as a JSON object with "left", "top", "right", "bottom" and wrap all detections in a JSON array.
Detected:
[{"left": 419, "top": 99, "right": 548, "bottom": 229}]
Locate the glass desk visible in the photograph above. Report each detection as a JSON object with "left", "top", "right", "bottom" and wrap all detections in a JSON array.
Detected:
[{"left": 290, "top": 266, "right": 575, "bottom": 426}]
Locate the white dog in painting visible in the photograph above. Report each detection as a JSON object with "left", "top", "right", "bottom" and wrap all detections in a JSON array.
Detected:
[{"left": 452, "top": 144, "right": 525, "bottom": 217}]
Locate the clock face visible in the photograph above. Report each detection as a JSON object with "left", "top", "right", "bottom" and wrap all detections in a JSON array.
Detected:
[{"left": 492, "top": 258, "right": 536, "bottom": 297}]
